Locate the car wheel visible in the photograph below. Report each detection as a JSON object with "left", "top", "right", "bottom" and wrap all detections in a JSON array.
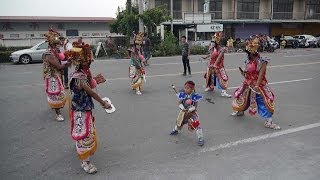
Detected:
[{"left": 19, "top": 54, "right": 32, "bottom": 64}]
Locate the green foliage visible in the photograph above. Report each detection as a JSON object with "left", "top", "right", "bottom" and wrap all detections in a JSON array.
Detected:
[
  {"left": 110, "top": 5, "right": 169, "bottom": 37},
  {"left": 110, "top": 7, "right": 139, "bottom": 36},
  {"left": 152, "top": 32, "right": 179, "bottom": 56},
  {"left": 190, "top": 45, "right": 209, "bottom": 55},
  {"left": 139, "top": 5, "right": 171, "bottom": 33},
  {"left": 0, "top": 51, "right": 13, "bottom": 63},
  {"left": 0, "top": 46, "right": 31, "bottom": 51}
]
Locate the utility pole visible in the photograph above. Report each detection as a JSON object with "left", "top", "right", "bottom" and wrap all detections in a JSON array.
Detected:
[
  {"left": 139, "top": 0, "right": 144, "bottom": 32},
  {"left": 170, "top": 0, "right": 173, "bottom": 33}
]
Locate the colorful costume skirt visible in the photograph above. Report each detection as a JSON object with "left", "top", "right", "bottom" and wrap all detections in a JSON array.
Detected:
[
  {"left": 45, "top": 75, "right": 66, "bottom": 109},
  {"left": 130, "top": 67, "right": 143, "bottom": 91},
  {"left": 176, "top": 111, "right": 200, "bottom": 131},
  {"left": 204, "top": 67, "right": 228, "bottom": 90},
  {"left": 232, "top": 84, "right": 275, "bottom": 118},
  {"left": 71, "top": 111, "right": 97, "bottom": 160}
]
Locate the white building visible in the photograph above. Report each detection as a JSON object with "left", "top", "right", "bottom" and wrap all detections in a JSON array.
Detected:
[{"left": 0, "top": 16, "right": 116, "bottom": 47}]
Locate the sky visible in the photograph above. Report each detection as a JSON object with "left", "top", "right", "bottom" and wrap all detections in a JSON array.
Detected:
[{"left": 0, "top": 0, "right": 127, "bottom": 18}]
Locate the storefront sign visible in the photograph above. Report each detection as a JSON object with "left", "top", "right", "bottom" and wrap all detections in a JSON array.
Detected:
[{"left": 197, "top": 24, "right": 223, "bottom": 32}]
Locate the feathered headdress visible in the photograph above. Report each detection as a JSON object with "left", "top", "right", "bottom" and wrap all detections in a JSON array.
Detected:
[
  {"left": 134, "top": 32, "right": 144, "bottom": 46},
  {"left": 211, "top": 32, "right": 222, "bottom": 43},
  {"left": 64, "top": 42, "right": 93, "bottom": 66},
  {"left": 44, "top": 27, "right": 61, "bottom": 46},
  {"left": 246, "top": 36, "right": 260, "bottom": 53}
]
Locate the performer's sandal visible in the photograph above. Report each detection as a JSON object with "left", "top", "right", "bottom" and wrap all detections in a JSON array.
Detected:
[
  {"left": 136, "top": 90, "right": 142, "bottom": 95},
  {"left": 264, "top": 121, "right": 281, "bottom": 130},
  {"left": 221, "top": 91, "right": 232, "bottom": 98},
  {"left": 81, "top": 161, "right": 98, "bottom": 174},
  {"left": 56, "top": 114, "right": 64, "bottom": 121},
  {"left": 198, "top": 138, "right": 204, "bottom": 146},
  {"left": 231, "top": 111, "right": 244, "bottom": 116},
  {"left": 170, "top": 129, "right": 179, "bottom": 135}
]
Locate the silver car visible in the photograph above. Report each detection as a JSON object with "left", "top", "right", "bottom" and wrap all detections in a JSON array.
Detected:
[{"left": 10, "top": 41, "right": 48, "bottom": 64}]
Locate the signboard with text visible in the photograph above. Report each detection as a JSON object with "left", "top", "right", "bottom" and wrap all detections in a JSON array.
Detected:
[{"left": 196, "top": 24, "right": 223, "bottom": 32}]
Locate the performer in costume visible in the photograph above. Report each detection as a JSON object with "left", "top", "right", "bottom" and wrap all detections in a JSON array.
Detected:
[
  {"left": 170, "top": 81, "right": 204, "bottom": 146},
  {"left": 42, "top": 28, "right": 70, "bottom": 121},
  {"left": 231, "top": 36, "right": 280, "bottom": 130},
  {"left": 129, "top": 32, "right": 146, "bottom": 95},
  {"left": 67, "top": 42, "right": 112, "bottom": 174},
  {"left": 202, "top": 32, "right": 232, "bottom": 97}
]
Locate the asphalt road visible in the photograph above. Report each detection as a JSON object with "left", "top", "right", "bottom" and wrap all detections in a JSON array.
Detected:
[{"left": 0, "top": 48, "right": 320, "bottom": 180}]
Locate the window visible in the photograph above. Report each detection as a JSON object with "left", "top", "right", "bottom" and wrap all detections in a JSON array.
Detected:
[
  {"left": 10, "top": 34, "right": 19, "bottom": 38},
  {"left": 66, "top": 29, "right": 79, "bottom": 37},
  {"left": 82, "top": 33, "right": 89, "bottom": 37},
  {"left": 199, "top": 0, "right": 222, "bottom": 19},
  {"left": 40, "top": 34, "right": 45, "bottom": 37},
  {"left": 26, "top": 34, "right": 35, "bottom": 38},
  {"left": 237, "top": 0, "right": 260, "bottom": 19},
  {"left": 92, "top": 33, "right": 100, "bottom": 36},
  {"left": 306, "top": 0, "right": 320, "bottom": 19},
  {"left": 0, "top": 34, "right": 3, "bottom": 39},
  {"left": 273, "top": 0, "right": 293, "bottom": 19},
  {"left": 155, "top": 0, "right": 182, "bottom": 19},
  {"left": 37, "top": 42, "right": 49, "bottom": 50}
]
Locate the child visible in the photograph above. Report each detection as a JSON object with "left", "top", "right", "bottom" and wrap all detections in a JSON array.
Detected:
[{"left": 170, "top": 81, "right": 204, "bottom": 146}]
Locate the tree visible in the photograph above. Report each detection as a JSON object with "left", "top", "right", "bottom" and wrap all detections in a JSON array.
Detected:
[
  {"left": 139, "top": 5, "right": 171, "bottom": 34},
  {"left": 110, "top": 5, "right": 170, "bottom": 36},
  {"left": 110, "top": 6, "right": 139, "bottom": 36}
]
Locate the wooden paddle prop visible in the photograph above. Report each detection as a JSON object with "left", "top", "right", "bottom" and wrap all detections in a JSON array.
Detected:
[{"left": 92, "top": 73, "right": 116, "bottom": 114}]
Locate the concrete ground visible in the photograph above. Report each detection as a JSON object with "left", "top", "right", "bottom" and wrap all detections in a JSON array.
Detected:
[{"left": 0, "top": 48, "right": 320, "bottom": 180}]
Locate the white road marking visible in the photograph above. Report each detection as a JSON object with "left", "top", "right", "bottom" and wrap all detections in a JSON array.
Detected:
[
  {"left": 200, "top": 122, "right": 320, "bottom": 153},
  {"left": 0, "top": 77, "right": 313, "bottom": 89},
  {"left": 108, "top": 61, "right": 320, "bottom": 81},
  {"left": 284, "top": 54, "right": 320, "bottom": 58},
  {"left": 15, "top": 72, "right": 33, "bottom": 75},
  {"left": 228, "top": 78, "right": 313, "bottom": 89},
  {"left": 1, "top": 62, "right": 318, "bottom": 88}
]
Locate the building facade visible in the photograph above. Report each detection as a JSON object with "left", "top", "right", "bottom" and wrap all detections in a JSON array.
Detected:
[
  {"left": 147, "top": 0, "right": 320, "bottom": 44},
  {"left": 0, "top": 16, "right": 116, "bottom": 47}
]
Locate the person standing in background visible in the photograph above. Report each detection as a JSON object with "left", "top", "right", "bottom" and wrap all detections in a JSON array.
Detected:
[
  {"left": 181, "top": 36, "right": 191, "bottom": 76},
  {"left": 143, "top": 32, "right": 151, "bottom": 66}
]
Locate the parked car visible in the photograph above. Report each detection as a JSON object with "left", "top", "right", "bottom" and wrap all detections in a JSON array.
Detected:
[
  {"left": 293, "top": 35, "right": 317, "bottom": 48},
  {"left": 283, "top": 35, "right": 299, "bottom": 48},
  {"left": 10, "top": 41, "right": 48, "bottom": 64},
  {"left": 315, "top": 34, "right": 320, "bottom": 47}
]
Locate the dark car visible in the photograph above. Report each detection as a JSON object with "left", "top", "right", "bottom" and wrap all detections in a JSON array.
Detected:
[{"left": 283, "top": 36, "right": 299, "bottom": 48}]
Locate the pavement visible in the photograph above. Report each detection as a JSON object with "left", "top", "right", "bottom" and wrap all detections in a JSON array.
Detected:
[{"left": 0, "top": 48, "right": 320, "bottom": 180}]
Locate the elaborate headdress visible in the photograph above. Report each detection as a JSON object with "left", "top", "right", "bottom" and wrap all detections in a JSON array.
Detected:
[
  {"left": 246, "top": 36, "right": 260, "bottom": 53},
  {"left": 44, "top": 28, "right": 61, "bottom": 46},
  {"left": 64, "top": 42, "right": 93, "bottom": 67},
  {"left": 134, "top": 32, "right": 144, "bottom": 46},
  {"left": 211, "top": 32, "right": 222, "bottom": 43}
]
